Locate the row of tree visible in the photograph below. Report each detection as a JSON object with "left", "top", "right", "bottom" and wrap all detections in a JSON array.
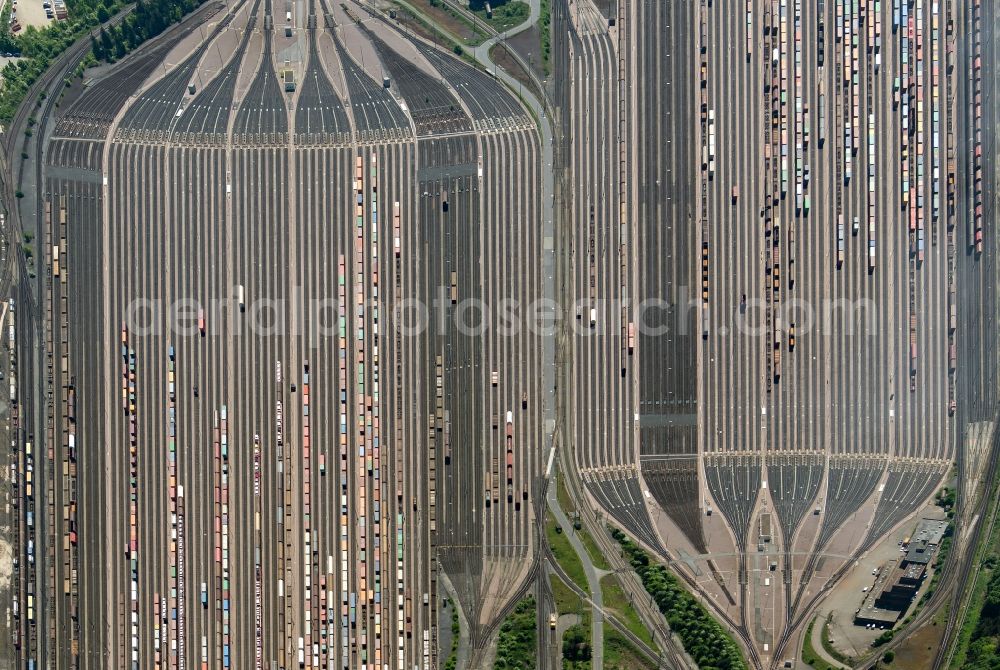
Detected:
[
  {"left": 964, "top": 560, "right": 1000, "bottom": 668},
  {"left": 0, "top": 0, "right": 122, "bottom": 120},
  {"left": 0, "top": 10, "right": 93, "bottom": 119},
  {"left": 611, "top": 527, "right": 747, "bottom": 670},
  {"left": 90, "top": 0, "right": 203, "bottom": 62},
  {"left": 442, "top": 602, "right": 460, "bottom": 670},
  {"left": 0, "top": 0, "right": 202, "bottom": 121}
]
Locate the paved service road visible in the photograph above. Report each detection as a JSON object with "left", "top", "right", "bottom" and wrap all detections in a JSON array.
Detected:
[{"left": 545, "top": 478, "right": 604, "bottom": 669}]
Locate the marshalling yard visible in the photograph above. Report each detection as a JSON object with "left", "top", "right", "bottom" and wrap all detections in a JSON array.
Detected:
[
  {"left": 1, "top": 0, "right": 995, "bottom": 668},
  {"left": 11, "top": 0, "right": 545, "bottom": 667},
  {"left": 562, "top": 0, "right": 993, "bottom": 667}
]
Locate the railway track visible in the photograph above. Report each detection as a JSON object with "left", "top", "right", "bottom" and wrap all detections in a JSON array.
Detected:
[
  {"left": 671, "top": 551, "right": 763, "bottom": 670},
  {"left": 930, "top": 0, "right": 1000, "bottom": 663},
  {"left": 934, "top": 452, "right": 1000, "bottom": 670},
  {"left": 926, "top": 428, "right": 1000, "bottom": 670},
  {"left": 849, "top": 432, "right": 1000, "bottom": 670},
  {"left": 540, "top": 538, "right": 683, "bottom": 670}
]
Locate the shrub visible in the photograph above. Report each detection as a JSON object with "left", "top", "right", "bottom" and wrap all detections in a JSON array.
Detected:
[
  {"left": 610, "top": 527, "right": 746, "bottom": 669},
  {"left": 493, "top": 597, "right": 537, "bottom": 669}
]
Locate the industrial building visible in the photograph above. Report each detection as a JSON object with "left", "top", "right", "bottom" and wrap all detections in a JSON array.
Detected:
[{"left": 855, "top": 519, "right": 949, "bottom": 627}]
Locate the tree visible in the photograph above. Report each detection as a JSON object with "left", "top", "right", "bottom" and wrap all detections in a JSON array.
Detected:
[
  {"left": 882, "top": 649, "right": 895, "bottom": 664},
  {"left": 872, "top": 629, "right": 895, "bottom": 647},
  {"left": 493, "top": 597, "right": 537, "bottom": 669},
  {"left": 98, "top": 26, "right": 113, "bottom": 59},
  {"left": 562, "top": 624, "right": 591, "bottom": 663},
  {"left": 90, "top": 33, "right": 103, "bottom": 60},
  {"left": 111, "top": 24, "right": 127, "bottom": 59}
]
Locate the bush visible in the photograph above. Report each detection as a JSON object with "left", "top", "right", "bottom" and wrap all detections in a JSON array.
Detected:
[
  {"left": 611, "top": 528, "right": 746, "bottom": 669},
  {"left": 882, "top": 650, "right": 895, "bottom": 663},
  {"left": 493, "top": 597, "right": 537, "bottom": 670},
  {"left": 442, "top": 602, "right": 459, "bottom": 670},
  {"left": 936, "top": 487, "right": 956, "bottom": 514},
  {"left": 0, "top": 0, "right": 208, "bottom": 121},
  {"left": 562, "top": 623, "right": 591, "bottom": 662},
  {"left": 872, "top": 629, "right": 894, "bottom": 647}
]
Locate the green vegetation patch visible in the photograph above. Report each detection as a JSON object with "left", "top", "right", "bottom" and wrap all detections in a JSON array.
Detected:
[
  {"left": 949, "top": 468, "right": 1000, "bottom": 669},
  {"left": 91, "top": 0, "right": 207, "bottom": 64},
  {"left": 0, "top": 3, "right": 12, "bottom": 46},
  {"left": 547, "top": 511, "right": 588, "bottom": 590},
  {"left": 555, "top": 474, "right": 610, "bottom": 570},
  {"left": 390, "top": 1, "right": 470, "bottom": 62},
  {"left": 611, "top": 527, "right": 746, "bottom": 670},
  {"left": 472, "top": 0, "right": 529, "bottom": 33},
  {"left": 556, "top": 473, "right": 575, "bottom": 514},
  {"left": 0, "top": 0, "right": 206, "bottom": 122},
  {"left": 936, "top": 486, "right": 956, "bottom": 518},
  {"left": 418, "top": 0, "right": 487, "bottom": 47},
  {"left": 551, "top": 573, "right": 584, "bottom": 615},
  {"left": 819, "top": 615, "right": 852, "bottom": 666},
  {"left": 443, "top": 601, "right": 459, "bottom": 670},
  {"left": 493, "top": 596, "right": 538, "bottom": 670},
  {"left": 801, "top": 616, "right": 843, "bottom": 670},
  {"left": 920, "top": 526, "right": 953, "bottom": 606},
  {"left": 955, "top": 555, "right": 1000, "bottom": 669},
  {"left": 871, "top": 628, "right": 894, "bottom": 648},
  {"left": 579, "top": 525, "right": 610, "bottom": 571},
  {"left": 601, "top": 575, "right": 656, "bottom": 649},
  {"left": 949, "top": 465, "right": 1000, "bottom": 669},
  {"left": 604, "top": 627, "right": 657, "bottom": 670},
  {"left": 549, "top": 573, "right": 591, "bottom": 670},
  {"left": 562, "top": 622, "right": 592, "bottom": 669},
  {"left": 539, "top": 0, "right": 550, "bottom": 74}
]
